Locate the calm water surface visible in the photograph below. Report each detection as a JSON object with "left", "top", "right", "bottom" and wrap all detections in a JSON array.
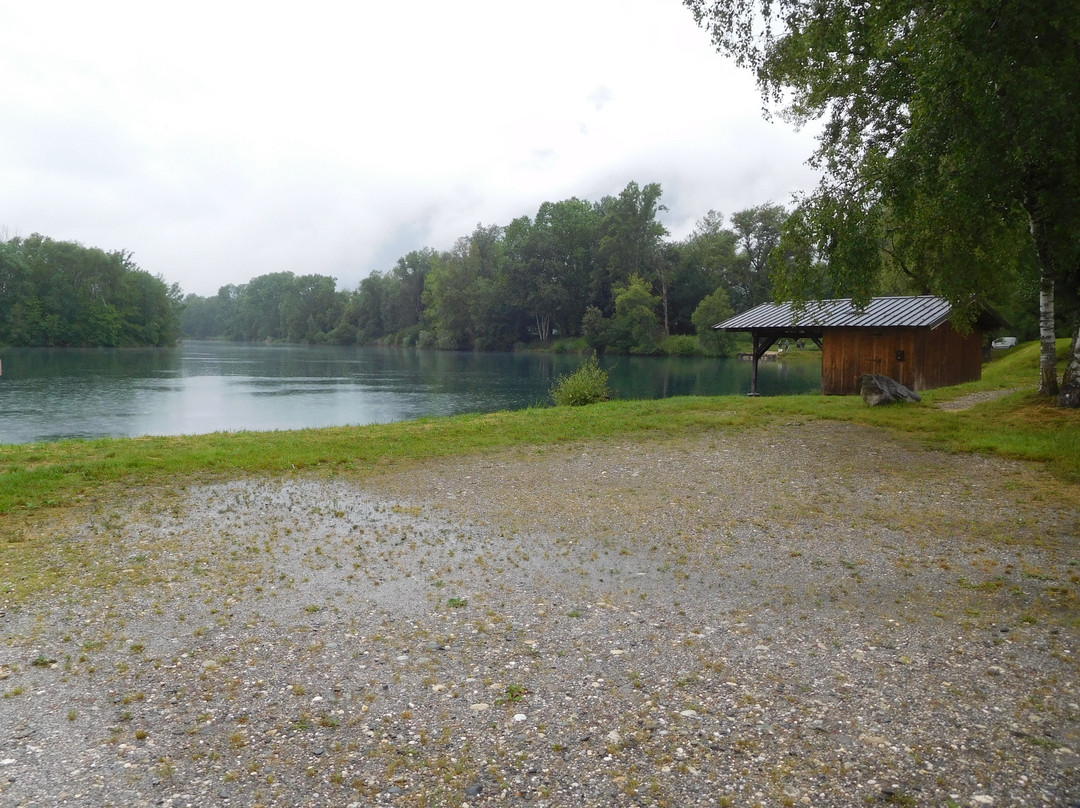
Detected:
[{"left": 0, "top": 342, "right": 821, "bottom": 444}]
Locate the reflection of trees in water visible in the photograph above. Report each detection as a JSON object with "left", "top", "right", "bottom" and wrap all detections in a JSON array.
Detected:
[
  {"left": 604, "top": 354, "right": 820, "bottom": 399},
  {"left": 0, "top": 343, "right": 823, "bottom": 444},
  {"left": 1, "top": 346, "right": 182, "bottom": 380}
]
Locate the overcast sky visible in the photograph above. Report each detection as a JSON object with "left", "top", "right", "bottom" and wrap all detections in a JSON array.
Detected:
[{"left": 0, "top": 1, "right": 820, "bottom": 297}]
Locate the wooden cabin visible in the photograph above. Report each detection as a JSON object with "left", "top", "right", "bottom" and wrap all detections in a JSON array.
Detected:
[{"left": 715, "top": 296, "right": 1006, "bottom": 396}]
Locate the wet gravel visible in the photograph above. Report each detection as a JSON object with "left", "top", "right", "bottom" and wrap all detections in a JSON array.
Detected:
[{"left": 1, "top": 420, "right": 1078, "bottom": 807}]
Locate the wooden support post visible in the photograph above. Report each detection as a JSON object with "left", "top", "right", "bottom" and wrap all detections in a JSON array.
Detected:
[{"left": 749, "top": 332, "right": 776, "bottom": 396}]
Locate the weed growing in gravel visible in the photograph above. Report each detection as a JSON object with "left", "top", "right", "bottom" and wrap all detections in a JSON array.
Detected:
[{"left": 496, "top": 683, "right": 528, "bottom": 705}]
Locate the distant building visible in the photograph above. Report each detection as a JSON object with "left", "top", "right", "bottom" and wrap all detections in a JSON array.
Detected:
[{"left": 715, "top": 295, "right": 1006, "bottom": 396}]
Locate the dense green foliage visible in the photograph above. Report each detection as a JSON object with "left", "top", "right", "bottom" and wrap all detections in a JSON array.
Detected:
[
  {"left": 178, "top": 174, "right": 1046, "bottom": 354},
  {"left": 692, "top": 286, "right": 737, "bottom": 356},
  {"left": 180, "top": 181, "right": 793, "bottom": 355},
  {"left": 180, "top": 178, "right": 1044, "bottom": 356},
  {"left": 0, "top": 234, "right": 182, "bottom": 347},
  {"left": 685, "top": 0, "right": 1080, "bottom": 400},
  {"left": 182, "top": 271, "right": 344, "bottom": 343},
  {"left": 549, "top": 354, "right": 612, "bottom": 406}
]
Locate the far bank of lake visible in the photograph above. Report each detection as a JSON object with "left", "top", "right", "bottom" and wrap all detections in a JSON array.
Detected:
[{"left": 0, "top": 341, "right": 821, "bottom": 444}]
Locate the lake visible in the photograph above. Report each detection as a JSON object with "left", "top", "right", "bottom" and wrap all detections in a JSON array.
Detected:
[{"left": 0, "top": 341, "right": 821, "bottom": 444}]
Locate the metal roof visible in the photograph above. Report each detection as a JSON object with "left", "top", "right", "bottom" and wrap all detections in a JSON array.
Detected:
[{"left": 716, "top": 295, "right": 968, "bottom": 332}]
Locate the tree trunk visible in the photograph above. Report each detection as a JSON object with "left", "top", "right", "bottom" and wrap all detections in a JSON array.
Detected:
[
  {"left": 1039, "top": 272, "right": 1059, "bottom": 396},
  {"left": 1027, "top": 203, "right": 1059, "bottom": 396},
  {"left": 655, "top": 261, "right": 670, "bottom": 336},
  {"left": 535, "top": 313, "right": 551, "bottom": 343},
  {"left": 1058, "top": 323, "right": 1080, "bottom": 408}
]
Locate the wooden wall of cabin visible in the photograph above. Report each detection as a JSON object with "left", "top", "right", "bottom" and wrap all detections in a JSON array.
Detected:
[
  {"left": 821, "top": 325, "right": 983, "bottom": 395},
  {"left": 821, "top": 328, "right": 916, "bottom": 394},
  {"left": 913, "top": 322, "right": 983, "bottom": 390}
]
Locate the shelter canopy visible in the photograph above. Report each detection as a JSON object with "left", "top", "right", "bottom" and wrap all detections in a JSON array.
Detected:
[{"left": 714, "top": 296, "right": 1006, "bottom": 395}]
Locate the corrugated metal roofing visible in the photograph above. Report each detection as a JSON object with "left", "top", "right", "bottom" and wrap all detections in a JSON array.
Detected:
[{"left": 716, "top": 295, "right": 956, "bottom": 331}]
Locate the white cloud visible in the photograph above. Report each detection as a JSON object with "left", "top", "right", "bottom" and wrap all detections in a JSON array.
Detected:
[{"left": 0, "top": 0, "right": 821, "bottom": 295}]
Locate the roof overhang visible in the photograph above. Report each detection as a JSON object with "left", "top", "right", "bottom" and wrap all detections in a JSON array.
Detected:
[{"left": 714, "top": 295, "right": 1007, "bottom": 333}]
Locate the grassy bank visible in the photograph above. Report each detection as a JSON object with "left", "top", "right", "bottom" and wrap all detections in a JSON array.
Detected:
[{"left": 1, "top": 341, "right": 1077, "bottom": 527}]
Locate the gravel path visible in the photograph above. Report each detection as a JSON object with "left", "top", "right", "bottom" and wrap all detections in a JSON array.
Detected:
[
  {"left": 1, "top": 421, "right": 1078, "bottom": 807},
  {"left": 936, "top": 389, "right": 1024, "bottom": 411}
]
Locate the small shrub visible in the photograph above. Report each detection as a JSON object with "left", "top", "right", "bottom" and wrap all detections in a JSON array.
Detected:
[
  {"left": 662, "top": 334, "right": 698, "bottom": 357},
  {"left": 546, "top": 337, "right": 585, "bottom": 354},
  {"left": 549, "top": 355, "right": 611, "bottom": 406}
]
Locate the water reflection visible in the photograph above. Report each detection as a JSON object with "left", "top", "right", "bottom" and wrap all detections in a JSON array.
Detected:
[
  {"left": 0, "top": 342, "right": 821, "bottom": 444},
  {"left": 6, "top": 346, "right": 184, "bottom": 379}
]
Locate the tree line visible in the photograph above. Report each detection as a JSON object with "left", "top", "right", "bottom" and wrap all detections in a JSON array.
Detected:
[
  {"left": 0, "top": 234, "right": 182, "bottom": 347},
  {"left": 182, "top": 178, "right": 1040, "bottom": 356},
  {"left": 180, "top": 182, "right": 793, "bottom": 356},
  {"left": 0, "top": 182, "right": 1042, "bottom": 358}
]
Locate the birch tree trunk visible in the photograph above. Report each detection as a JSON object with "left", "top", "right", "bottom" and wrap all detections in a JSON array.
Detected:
[
  {"left": 1058, "top": 323, "right": 1080, "bottom": 408},
  {"left": 658, "top": 266, "right": 670, "bottom": 336},
  {"left": 1039, "top": 272, "right": 1059, "bottom": 397},
  {"left": 1028, "top": 204, "right": 1060, "bottom": 397},
  {"left": 535, "top": 313, "right": 551, "bottom": 343}
]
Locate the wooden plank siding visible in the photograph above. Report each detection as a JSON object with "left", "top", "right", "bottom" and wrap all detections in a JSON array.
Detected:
[
  {"left": 913, "top": 323, "right": 983, "bottom": 391},
  {"left": 822, "top": 328, "right": 914, "bottom": 395},
  {"left": 821, "top": 323, "right": 983, "bottom": 395}
]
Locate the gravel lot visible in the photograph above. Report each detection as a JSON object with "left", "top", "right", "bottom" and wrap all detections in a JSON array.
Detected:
[{"left": 1, "top": 420, "right": 1078, "bottom": 807}]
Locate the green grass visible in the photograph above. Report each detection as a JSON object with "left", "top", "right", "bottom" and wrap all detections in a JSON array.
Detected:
[{"left": 1, "top": 340, "right": 1076, "bottom": 528}]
